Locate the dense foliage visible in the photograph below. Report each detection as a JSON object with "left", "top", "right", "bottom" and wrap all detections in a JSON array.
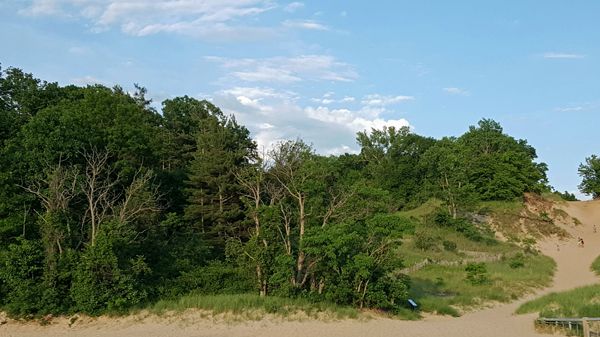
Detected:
[
  {"left": 0, "top": 67, "right": 550, "bottom": 316},
  {"left": 578, "top": 155, "right": 600, "bottom": 199}
]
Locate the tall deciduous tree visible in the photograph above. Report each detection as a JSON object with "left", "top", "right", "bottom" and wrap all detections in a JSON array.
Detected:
[
  {"left": 357, "top": 126, "right": 436, "bottom": 207},
  {"left": 578, "top": 155, "right": 600, "bottom": 199},
  {"left": 458, "top": 119, "right": 548, "bottom": 200},
  {"left": 422, "top": 137, "right": 476, "bottom": 218}
]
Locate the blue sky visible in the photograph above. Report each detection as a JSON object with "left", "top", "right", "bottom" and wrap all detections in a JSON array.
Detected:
[{"left": 1, "top": 1, "right": 599, "bottom": 198}]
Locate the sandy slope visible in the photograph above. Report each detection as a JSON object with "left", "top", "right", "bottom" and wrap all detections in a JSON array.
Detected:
[{"left": 2, "top": 200, "right": 600, "bottom": 337}]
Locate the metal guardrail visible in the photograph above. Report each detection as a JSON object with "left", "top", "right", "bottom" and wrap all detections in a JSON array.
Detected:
[{"left": 536, "top": 317, "right": 600, "bottom": 337}]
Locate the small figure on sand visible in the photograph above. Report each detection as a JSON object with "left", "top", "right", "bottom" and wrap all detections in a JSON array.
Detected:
[
  {"left": 577, "top": 237, "right": 585, "bottom": 248},
  {"left": 594, "top": 225, "right": 597, "bottom": 233}
]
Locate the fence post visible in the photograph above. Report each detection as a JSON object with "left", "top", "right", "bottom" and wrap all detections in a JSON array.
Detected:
[{"left": 582, "top": 317, "right": 590, "bottom": 337}]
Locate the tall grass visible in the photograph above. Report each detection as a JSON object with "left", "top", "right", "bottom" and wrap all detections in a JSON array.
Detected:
[
  {"left": 396, "top": 198, "right": 442, "bottom": 221},
  {"left": 147, "top": 293, "right": 360, "bottom": 320},
  {"left": 408, "top": 253, "right": 555, "bottom": 316},
  {"left": 394, "top": 198, "right": 557, "bottom": 317},
  {"left": 592, "top": 255, "right": 600, "bottom": 275},
  {"left": 517, "top": 284, "right": 600, "bottom": 317}
]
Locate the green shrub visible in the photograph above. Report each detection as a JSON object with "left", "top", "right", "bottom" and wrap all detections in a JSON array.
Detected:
[
  {"left": 0, "top": 238, "right": 45, "bottom": 316},
  {"left": 465, "top": 263, "right": 489, "bottom": 285},
  {"left": 509, "top": 252, "right": 525, "bottom": 269},
  {"left": 433, "top": 210, "right": 454, "bottom": 227},
  {"left": 436, "top": 305, "right": 460, "bottom": 317},
  {"left": 364, "top": 274, "right": 410, "bottom": 311},
  {"left": 176, "top": 261, "right": 254, "bottom": 295},
  {"left": 431, "top": 209, "right": 495, "bottom": 244},
  {"left": 367, "top": 214, "right": 417, "bottom": 234},
  {"left": 414, "top": 231, "right": 439, "bottom": 251},
  {"left": 442, "top": 240, "right": 457, "bottom": 252},
  {"left": 70, "top": 234, "right": 149, "bottom": 314}
]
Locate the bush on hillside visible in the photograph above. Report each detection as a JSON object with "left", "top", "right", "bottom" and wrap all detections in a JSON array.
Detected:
[
  {"left": 465, "top": 263, "right": 489, "bottom": 285},
  {"left": 508, "top": 252, "right": 525, "bottom": 269},
  {"left": 442, "top": 240, "right": 457, "bottom": 252},
  {"left": 414, "top": 230, "right": 439, "bottom": 251}
]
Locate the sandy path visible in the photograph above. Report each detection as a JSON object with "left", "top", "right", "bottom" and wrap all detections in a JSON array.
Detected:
[{"left": 2, "top": 200, "right": 600, "bottom": 337}]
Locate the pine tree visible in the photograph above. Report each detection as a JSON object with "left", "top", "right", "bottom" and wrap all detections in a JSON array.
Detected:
[{"left": 185, "top": 115, "right": 255, "bottom": 255}]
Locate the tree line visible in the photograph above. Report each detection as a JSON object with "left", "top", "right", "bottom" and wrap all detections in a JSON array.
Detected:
[{"left": 0, "top": 66, "right": 553, "bottom": 316}]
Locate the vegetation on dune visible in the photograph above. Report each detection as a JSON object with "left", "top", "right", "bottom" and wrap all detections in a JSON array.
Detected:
[
  {"left": 412, "top": 253, "right": 555, "bottom": 316},
  {"left": 592, "top": 255, "right": 600, "bottom": 275},
  {"left": 149, "top": 293, "right": 362, "bottom": 320},
  {"left": 517, "top": 256, "right": 600, "bottom": 318},
  {"left": 0, "top": 66, "right": 558, "bottom": 319},
  {"left": 578, "top": 155, "right": 600, "bottom": 199},
  {"left": 394, "top": 207, "right": 556, "bottom": 317},
  {"left": 517, "top": 284, "right": 600, "bottom": 318}
]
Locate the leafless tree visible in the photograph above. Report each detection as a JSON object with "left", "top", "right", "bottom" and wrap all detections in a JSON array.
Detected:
[
  {"left": 116, "top": 169, "right": 162, "bottom": 225},
  {"left": 269, "top": 140, "right": 315, "bottom": 288},
  {"left": 21, "top": 161, "right": 78, "bottom": 256},
  {"left": 80, "top": 148, "right": 118, "bottom": 246}
]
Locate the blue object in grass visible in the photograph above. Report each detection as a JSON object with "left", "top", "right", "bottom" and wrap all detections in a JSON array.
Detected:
[{"left": 408, "top": 299, "right": 418, "bottom": 309}]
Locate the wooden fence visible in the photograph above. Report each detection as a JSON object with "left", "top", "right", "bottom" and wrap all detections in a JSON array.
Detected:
[
  {"left": 399, "top": 251, "right": 504, "bottom": 274},
  {"left": 536, "top": 317, "right": 600, "bottom": 337}
]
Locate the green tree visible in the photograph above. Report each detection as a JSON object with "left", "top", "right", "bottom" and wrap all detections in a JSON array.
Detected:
[
  {"left": 357, "top": 126, "right": 436, "bottom": 207},
  {"left": 185, "top": 115, "right": 256, "bottom": 255},
  {"left": 458, "top": 119, "right": 548, "bottom": 200},
  {"left": 422, "top": 137, "right": 477, "bottom": 218},
  {"left": 578, "top": 155, "right": 600, "bottom": 199}
]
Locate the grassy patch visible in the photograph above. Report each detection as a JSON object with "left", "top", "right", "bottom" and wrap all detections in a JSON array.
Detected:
[
  {"left": 517, "top": 284, "right": 600, "bottom": 317},
  {"left": 592, "top": 255, "right": 600, "bottom": 275},
  {"left": 541, "top": 192, "right": 566, "bottom": 203},
  {"left": 397, "top": 225, "right": 513, "bottom": 269},
  {"left": 395, "top": 199, "right": 556, "bottom": 316},
  {"left": 397, "top": 198, "right": 442, "bottom": 221},
  {"left": 147, "top": 293, "right": 361, "bottom": 320},
  {"left": 408, "top": 253, "right": 555, "bottom": 316}
]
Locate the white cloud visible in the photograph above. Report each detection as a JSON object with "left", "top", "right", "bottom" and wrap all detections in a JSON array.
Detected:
[
  {"left": 325, "top": 145, "right": 358, "bottom": 156},
  {"left": 68, "top": 46, "right": 91, "bottom": 55},
  {"left": 361, "top": 94, "right": 414, "bottom": 106},
  {"left": 543, "top": 52, "right": 585, "bottom": 59},
  {"left": 311, "top": 93, "right": 356, "bottom": 105},
  {"left": 282, "top": 19, "right": 329, "bottom": 31},
  {"left": 233, "top": 67, "right": 302, "bottom": 83},
  {"left": 553, "top": 102, "right": 598, "bottom": 113},
  {"left": 207, "top": 55, "right": 358, "bottom": 83},
  {"left": 72, "top": 75, "right": 108, "bottom": 86},
  {"left": 19, "top": 0, "right": 278, "bottom": 40},
  {"left": 259, "top": 122, "right": 275, "bottom": 129},
  {"left": 443, "top": 87, "right": 470, "bottom": 96},
  {"left": 212, "top": 87, "right": 412, "bottom": 153},
  {"left": 305, "top": 106, "right": 410, "bottom": 133},
  {"left": 18, "top": 0, "right": 62, "bottom": 16},
  {"left": 284, "top": 2, "right": 304, "bottom": 12},
  {"left": 311, "top": 98, "right": 335, "bottom": 104},
  {"left": 555, "top": 106, "right": 584, "bottom": 112}
]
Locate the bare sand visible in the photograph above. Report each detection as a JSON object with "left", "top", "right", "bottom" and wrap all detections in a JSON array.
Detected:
[{"left": 2, "top": 200, "right": 600, "bottom": 337}]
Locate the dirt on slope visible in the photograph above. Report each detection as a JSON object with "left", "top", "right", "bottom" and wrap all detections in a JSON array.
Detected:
[{"left": 2, "top": 200, "right": 600, "bottom": 337}]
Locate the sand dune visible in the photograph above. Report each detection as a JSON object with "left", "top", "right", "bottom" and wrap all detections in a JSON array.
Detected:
[{"left": 2, "top": 200, "right": 600, "bottom": 337}]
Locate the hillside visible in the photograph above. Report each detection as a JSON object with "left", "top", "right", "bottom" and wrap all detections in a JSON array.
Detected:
[{"left": 4, "top": 198, "right": 599, "bottom": 337}]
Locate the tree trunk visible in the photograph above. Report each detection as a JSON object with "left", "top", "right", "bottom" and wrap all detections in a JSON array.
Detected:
[{"left": 295, "top": 194, "right": 306, "bottom": 286}]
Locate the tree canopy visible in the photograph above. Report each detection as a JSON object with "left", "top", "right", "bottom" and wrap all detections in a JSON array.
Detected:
[
  {"left": 578, "top": 155, "right": 600, "bottom": 199},
  {"left": 0, "top": 66, "right": 552, "bottom": 317}
]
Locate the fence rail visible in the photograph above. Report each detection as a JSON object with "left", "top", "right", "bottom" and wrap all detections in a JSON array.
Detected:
[{"left": 536, "top": 317, "right": 600, "bottom": 337}]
